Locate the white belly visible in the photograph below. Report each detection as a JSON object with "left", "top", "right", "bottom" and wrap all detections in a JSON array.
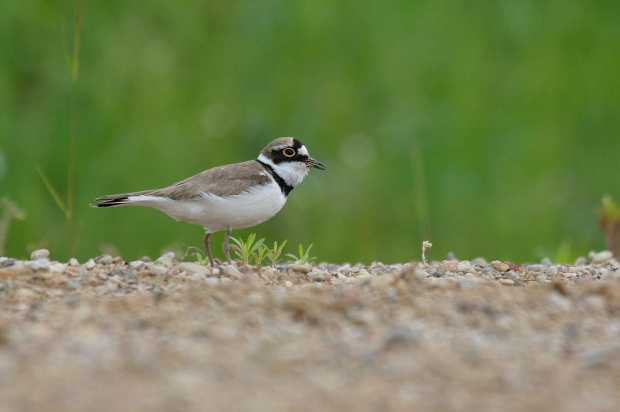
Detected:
[{"left": 127, "top": 181, "right": 287, "bottom": 233}]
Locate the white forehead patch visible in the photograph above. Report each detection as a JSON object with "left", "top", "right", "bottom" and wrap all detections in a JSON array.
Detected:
[{"left": 298, "top": 145, "right": 309, "bottom": 156}]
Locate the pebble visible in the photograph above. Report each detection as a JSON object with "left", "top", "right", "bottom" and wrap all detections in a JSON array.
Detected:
[
  {"left": 85, "top": 259, "right": 96, "bottom": 270},
  {"left": 526, "top": 264, "right": 546, "bottom": 272},
  {"left": 481, "top": 267, "right": 498, "bottom": 279},
  {"left": 547, "top": 266, "right": 559, "bottom": 276},
  {"left": 536, "top": 274, "right": 548, "bottom": 283},
  {"left": 130, "top": 260, "right": 146, "bottom": 269},
  {"left": 26, "top": 259, "right": 50, "bottom": 271},
  {"left": 490, "top": 261, "right": 509, "bottom": 272},
  {"left": 97, "top": 273, "right": 108, "bottom": 281},
  {"left": 68, "top": 258, "right": 79, "bottom": 266},
  {"left": 222, "top": 265, "right": 243, "bottom": 280},
  {"left": 589, "top": 250, "right": 613, "bottom": 264},
  {"left": 149, "top": 265, "right": 169, "bottom": 277},
  {"left": 504, "top": 271, "right": 520, "bottom": 281},
  {"left": 287, "top": 264, "right": 311, "bottom": 274},
  {"left": 456, "top": 260, "right": 472, "bottom": 272},
  {"left": 155, "top": 253, "right": 175, "bottom": 267},
  {"left": 177, "top": 262, "right": 211, "bottom": 276},
  {"left": 50, "top": 263, "right": 66, "bottom": 273},
  {"left": 471, "top": 258, "right": 488, "bottom": 268},
  {"left": 96, "top": 255, "right": 113, "bottom": 265},
  {"left": 30, "top": 249, "right": 50, "bottom": 260},
  {"left": 284, "top": 280, "right": 293, "bottom": 288},
  {"left": 437, "top": 260, "right": 457, "bottom": 275}
]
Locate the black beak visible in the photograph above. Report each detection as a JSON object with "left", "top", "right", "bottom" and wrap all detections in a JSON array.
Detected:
[{"left": 307, "top": 157, "right": 326, "bottom": 170}]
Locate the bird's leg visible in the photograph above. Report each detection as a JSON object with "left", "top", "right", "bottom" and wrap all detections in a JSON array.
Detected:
[
  {"left": 202, "top": 233, "right": 215, "bottom": 267},
  {"left": 222, "top": 226, "right": 232, "bottom": 264}
]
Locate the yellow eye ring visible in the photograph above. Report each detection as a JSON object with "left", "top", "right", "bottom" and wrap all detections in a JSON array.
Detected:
[{"left": 282, "top": 148, "right": 296, "bottom": 157}]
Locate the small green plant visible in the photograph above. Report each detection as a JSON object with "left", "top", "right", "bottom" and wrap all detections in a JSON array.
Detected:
[
  {"left": 598, "top": 195, "right": 620, "bottom": 256},
  {"left": 229, "top": 233, "right": 265, "bottom": 265},
  {"left": 286, "top": 243, "right": 316, "bottom": 265},
  {"left": 266, "top": 239, "right": 288, "bottom": 267}
]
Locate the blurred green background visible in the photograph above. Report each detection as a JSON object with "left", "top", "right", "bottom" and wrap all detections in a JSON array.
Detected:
[{"left": 1, "top": 0, "right": 619, "bottom": 264}]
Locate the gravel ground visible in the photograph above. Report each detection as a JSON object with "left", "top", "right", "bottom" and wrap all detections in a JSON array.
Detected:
[{"left": 1, "top": 250, "right": 620, "bottom": 412}]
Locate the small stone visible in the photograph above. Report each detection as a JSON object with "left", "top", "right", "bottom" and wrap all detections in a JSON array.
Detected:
[
  {"left": 541, "top": 257, "right": 553, "bottom": 267},
  {"left": 547, "top": 266, "right": 559, "bottom": 276},
  {"left": 0, "top": 259, "right": 15, "bottom": 268},
  {"left": 500, "top": 279, "right": 514, "bottom": 286},
  {"left": 155, "top": 252, "right": 175, "bottom": 267},
  {"left": 590, "top": 250, "right": 613, "bottom": 264},
  {"left": 307, "top": 270, "right": 324, "bottom": 281},
  {"left": 26, "top": 259, "right": 50, "bottom": 271},
  {"left": 536, "top": 274, "right": 548, "bottom": 283},
  {"left": 456, "top": 261, "right": 472, "bottom": 272},
  {"left": 222, "top": 265, "right": 243, "bottom": 280},
  {"left": 177, "top": 262, "right": 211, "bottom": 276},
  {"left": 504, "top": 271, "right": 520, "bottom": 281},
  {"left": 284, "top": 280, "right": 293, "bottom": 288},
  {"left": 149, "top": 265, "right": 169, "bottom": 277},
  {"left": 95, "top": 255, "right": 113, "bottom": 265},
  {"left": 287, "top": 264, "right": 311, "bottom": 274},
  {"left": 481, "top": 267, "right": 498, "bottom": 279},
  {"left": 437, "top": 260, "right": 458, "bottom": 275},
  {"left": 97, "top": 272, "right": 108, "bottom": 280},
  {"left": 564, "top": 272, "right": 577, "bottom": 279},
  {"left": 130, "top": 260, "right": 146, "bottom": 269},
  {"left": 50, "top": 263, "right": 66, "bottom": 273},
  {"left": 85, "top": 259, "right": 96, "bottom": 270},
  {"left": 526, "top": 264, "right": 546, "bottom": 272},
  {"left": 471, "top": 258, "right": 488, "bottom": 268},
  {"left": 413, "top": 269, "right": 429, "bottom": 281},
  {"left": 68, "top": 258, "right": 79, "bottom": 266},
  {"left": 30, "top": 249, "right": 50, "bottom": 260},
  {"left": 489, "top": 261, "right": 509, "bottom": 272}
]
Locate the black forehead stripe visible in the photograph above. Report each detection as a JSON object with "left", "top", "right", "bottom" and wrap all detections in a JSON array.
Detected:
[
  {"left": 255, "top": 159, "right": 294, "bottom": 197},
  {"left": 292, "top": 138, "right": 303, "bottom": 149}
]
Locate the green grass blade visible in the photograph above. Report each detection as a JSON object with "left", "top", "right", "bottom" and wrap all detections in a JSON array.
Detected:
[{"left": 36, "top": 167, "right": 67, "bottom": 215}]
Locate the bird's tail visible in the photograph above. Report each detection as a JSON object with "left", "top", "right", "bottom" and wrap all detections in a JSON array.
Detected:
[{"left": 90, "top": 190, "right": 153, "bottom": 208}]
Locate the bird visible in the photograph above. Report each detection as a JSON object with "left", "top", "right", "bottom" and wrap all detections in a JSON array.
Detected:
[{"left": 91, "top": 137, "right": 326, "bottom": 266}]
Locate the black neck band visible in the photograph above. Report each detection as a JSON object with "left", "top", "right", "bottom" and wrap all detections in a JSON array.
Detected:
[{"left": 256, "top": 159, "right": 294, "bottom": 196}]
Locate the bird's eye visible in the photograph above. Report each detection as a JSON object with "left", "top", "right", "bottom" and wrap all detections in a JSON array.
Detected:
[{"left": 282, "top": 148, "right": 296, "bottom": 157}]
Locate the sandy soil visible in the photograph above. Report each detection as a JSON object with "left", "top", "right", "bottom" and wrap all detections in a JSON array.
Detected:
[{"left": 0, "top": 253, "right": 619, "bottom": 412}]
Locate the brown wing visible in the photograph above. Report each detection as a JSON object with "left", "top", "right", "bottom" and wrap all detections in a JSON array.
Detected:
[{"left": 93, "top": 160, "right": 270, "bottom": 205}]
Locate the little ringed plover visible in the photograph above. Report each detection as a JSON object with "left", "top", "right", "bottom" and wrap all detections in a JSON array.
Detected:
[{"left": 91, "top": 137, "right": 326, "bottom": 266}]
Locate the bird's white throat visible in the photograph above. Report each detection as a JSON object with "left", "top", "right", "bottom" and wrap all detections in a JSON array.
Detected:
[{"left": 257, "top": 153, "right": 309, "bottom": 187}]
